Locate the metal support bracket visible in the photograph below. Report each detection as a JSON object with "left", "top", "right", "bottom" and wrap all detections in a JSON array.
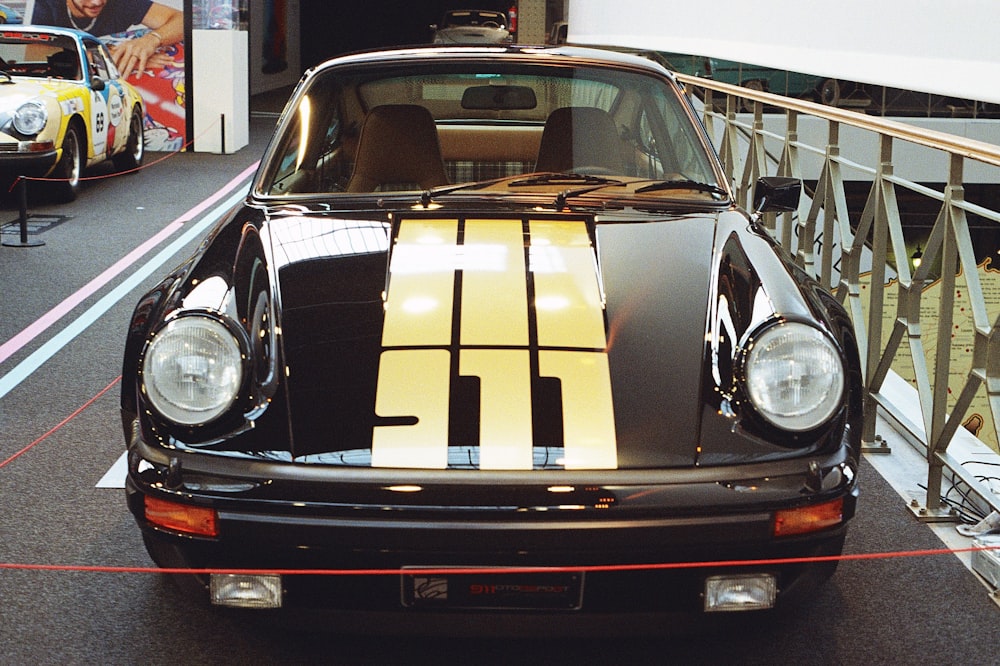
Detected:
[
  {"left": 862, "top": 433, "right": 892, "bottom": 454},
  {"left": 907, "top": 498, "right": 959, "bottom": 523}
]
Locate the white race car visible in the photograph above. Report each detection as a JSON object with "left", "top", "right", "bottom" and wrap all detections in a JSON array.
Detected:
[{"left": 0, "top": 26, "right": 144, "bottom": 200}]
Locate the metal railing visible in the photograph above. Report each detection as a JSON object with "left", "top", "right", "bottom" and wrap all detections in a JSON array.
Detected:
[{"left": 675, "top": 72, "right": 1000, "bottom": 520}]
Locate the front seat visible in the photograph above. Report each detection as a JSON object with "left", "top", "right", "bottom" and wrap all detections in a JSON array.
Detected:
[
  {"left": 346, "top": 104, "right": 449, "bottom": 192},
  {"left": 47, "top": 50, "right": 80, "bottom": 79},
  {"left": 535, "top": 106, "right": 625, "bottom": 175}
]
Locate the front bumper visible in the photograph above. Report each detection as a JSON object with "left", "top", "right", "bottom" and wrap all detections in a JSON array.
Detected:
[
  {"left": 0, "top": 143, "right": 59, "bottom": 179},
  {"left": 126, "top": 434, "right": 858, "bottom": 614}
]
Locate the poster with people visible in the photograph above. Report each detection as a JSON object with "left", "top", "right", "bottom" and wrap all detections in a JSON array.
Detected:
[{"left": 23, "top": 0, "right": 187, "bottom": 151}]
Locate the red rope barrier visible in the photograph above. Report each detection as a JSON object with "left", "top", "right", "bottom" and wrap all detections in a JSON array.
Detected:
[
  {"left": 9, "top": 115, "right": 224, "bottom": 192},
  {"left": 1, "top": 379, "right": 998, "bottom": 577},
  {"left": 0, "top": 376, "right": 121, "bottom": 470},
  {"left": 0, "top": 544, "right": 997, "bottom": 577}
]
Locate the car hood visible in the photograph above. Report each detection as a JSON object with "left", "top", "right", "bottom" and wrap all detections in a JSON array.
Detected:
[
  {"left": 145, "top": 204, "right": 830, "bottom": 471},
  {"left": 257, "top": 208, "right": 732, "bottom": 470},
  {"left": 0, "top": 79, "right": 64, "bottom": 130},
  {"left": 0, "top": 79, "right": 64, "bottom": 107}
]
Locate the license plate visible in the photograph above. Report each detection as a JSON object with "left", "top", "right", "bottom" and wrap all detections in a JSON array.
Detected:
[{"left": 401, "top": 568, "right": 584, "bottom": 610}]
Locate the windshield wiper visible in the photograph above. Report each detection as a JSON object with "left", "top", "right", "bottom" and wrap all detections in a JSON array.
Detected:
[
  {"left": 634, "top": 179, "right": 729, "bottom": 197},
  {"left": 415, "top": 172, "right": 625, "bottom": 208},
  {"left": 415, "top": 175, "right": 522, "bottom": 206},
  {"left": 510, "top": 173, "right": 627, "bottom": 210},
  {"left": 509, "top": 172, "right": 624, "bottom": 187}
]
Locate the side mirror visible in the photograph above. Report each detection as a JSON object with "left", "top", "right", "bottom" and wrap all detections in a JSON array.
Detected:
[
  {"left": 752, "top": 176, "right": 800, "bottom": 214},
  {"left": 90, "top": 76, "right": 105, "bottom": 91}
]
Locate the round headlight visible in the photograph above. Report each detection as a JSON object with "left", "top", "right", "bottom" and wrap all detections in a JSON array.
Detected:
[
  {"left": 142, "top": 316, "right": 244, "bottom": 426},
  {"left": 13, "top": 101, "right": 48, "bottom": 135},
  {"left": 744, "top": 322, "right": 845, "bottom": 432}
]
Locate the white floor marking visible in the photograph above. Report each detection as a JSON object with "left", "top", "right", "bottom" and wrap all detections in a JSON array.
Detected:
[{"left": 97, "top": 452, "right": 128, "bottom": 489}]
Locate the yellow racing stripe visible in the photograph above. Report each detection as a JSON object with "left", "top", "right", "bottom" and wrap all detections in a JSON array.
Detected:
[
  {"left": 460, "top": 349, "right": 534, "bottom": 469},
  {"left": 529, "top": 220, "right": 607, "bottom": 350},
  {"left": 539, "top": 350, "right": 618, "bottom": 469},
  {"left": 381, "top": 219, "right": 458, "bottom": 348},
  {"left": 373, "top": 217, "right": 617, "bottom": 470},
  {"left": 372, "top": 349, "right": 451, "bottom": 469},
  {"left": 460, "top": 220, "right": 529, "bottom": 347}
]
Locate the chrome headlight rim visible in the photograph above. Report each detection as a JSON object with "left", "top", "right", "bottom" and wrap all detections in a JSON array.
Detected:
[
  {"left": 140, "top": 312, "right": 248, "bottom": 428},
  {"left": 740, "top": 319, "right": 846, "bottom": 433},
  {"left": 13, "top": 100, "right": 48, "bottom": 136}
]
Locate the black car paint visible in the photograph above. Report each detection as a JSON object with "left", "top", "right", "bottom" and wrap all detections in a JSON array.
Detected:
[
  {"left": 123, "top": 205, "right": 858, "bottom": 465},
  {"left": 120, "top": 45, "right": 862, "bottom": 616},
  {"left": 121, "top": 200, "right": 860, "bottom": 609}
]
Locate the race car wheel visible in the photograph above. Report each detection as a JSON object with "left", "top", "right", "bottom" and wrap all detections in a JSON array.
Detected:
[
  {"left": 114, "top": 108, "right": 145, "bottom": 171},
  {"left": 49, "top": 124, "right": 83, "bottom": 202}
]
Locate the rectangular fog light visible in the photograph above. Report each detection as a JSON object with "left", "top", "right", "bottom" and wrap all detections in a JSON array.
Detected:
[
  {"left": 704, "top": 574, "right": 776, "bottom": 612},
  {"left": 210, "top": 573, "right": 283, "bottom": 609}
]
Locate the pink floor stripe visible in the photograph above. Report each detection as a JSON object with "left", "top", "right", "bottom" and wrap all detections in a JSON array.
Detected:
[{"left": 0, "top": 162, "right": 259, "bottom": 365}]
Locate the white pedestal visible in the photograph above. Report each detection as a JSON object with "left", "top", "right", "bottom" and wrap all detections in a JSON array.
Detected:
[{"left": 192, "top": 29, "right": 249, "bottom": 154}]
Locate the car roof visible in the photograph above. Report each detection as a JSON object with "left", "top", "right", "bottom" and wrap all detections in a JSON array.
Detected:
[
  {"left": 311, "top": 44, "right": 673, "bottom": 79},
  {"left": 0, "top": 24, "right": 88, "bottom": 42},
  {"left": 444, "top": 9, "right": 505, "bottom": 17}
]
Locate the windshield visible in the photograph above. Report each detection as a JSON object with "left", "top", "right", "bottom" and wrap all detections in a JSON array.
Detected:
[
  {"left": 0, "top": 31, "right": 81, "bottom": 80},
  {"left": 257, "top": 57, "right": 723, "bottom": 199}
]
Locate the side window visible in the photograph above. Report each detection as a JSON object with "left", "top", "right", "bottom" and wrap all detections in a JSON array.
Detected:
[
  {"left": 638, "top": 87, "right": 718, "bottom": 184},
  {"left": 85, "top": 43, "right": 110, "bottom": 80},
  {"left": 266, "top": 91, "right": 348, "bottom": 194},
  {"left": 635, "top": 108, "right": 665, "bottom": 179},
  {"left": 99, "top": 44, "right": 123, "bottom": 79},
  {"left": 268, "top": 110, "right": 303, "bottom": 194}
]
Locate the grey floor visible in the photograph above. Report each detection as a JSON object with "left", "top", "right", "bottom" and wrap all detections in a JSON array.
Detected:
[{"left": 0, "top": 91, "right": 997, "bottom": 665}]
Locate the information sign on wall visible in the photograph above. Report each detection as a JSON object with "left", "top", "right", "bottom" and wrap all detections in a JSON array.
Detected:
[{"left": 861, "top": 259, "right": 1000, "bottom": 453}]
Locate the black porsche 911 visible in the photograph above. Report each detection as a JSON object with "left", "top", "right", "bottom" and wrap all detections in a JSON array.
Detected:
[{"left": 121, "top": 45, "right": 862, "bottom": 621}]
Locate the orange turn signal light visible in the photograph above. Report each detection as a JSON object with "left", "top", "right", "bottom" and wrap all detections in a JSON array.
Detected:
[
  {"left": 145, "top": 495, "right": 219, "bottom": 537},
  {"left": 773, "top": 497, "right": 844, "bottom": 537}
]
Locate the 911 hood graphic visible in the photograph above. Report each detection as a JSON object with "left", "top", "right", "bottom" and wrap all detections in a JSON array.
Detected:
[
  {"left": 276, "top": 214, "right": 714, "bottom": 469},
  {"left": 374, "top": 218, "right": 616, "bottom": 470}
]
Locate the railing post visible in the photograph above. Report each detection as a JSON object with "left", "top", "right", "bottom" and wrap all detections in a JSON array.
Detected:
[
  {"left": 798, "top": 121, "right": 843, "bottom": 277},
  {"left": 775, "top": 110, "right": 800, "bottom": 252},
  {"left": 924, "top": 173, "right": 959, "bottom": 516},
  {"left": 858, "top": 136, "right": 896, "bottom": 452},
  {"left": 702, "top": 89, "right": 716, "bottom": 145},
  {"left": 918, "top": 154, "right": 980, "bottom": 520},
  {"left": 718, "top": 94, "right": 741, "bottom": 190}
]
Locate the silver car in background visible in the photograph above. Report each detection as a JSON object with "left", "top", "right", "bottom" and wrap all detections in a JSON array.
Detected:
[{"left": 431, "top": 9, "right": 512, "bottom": 44}]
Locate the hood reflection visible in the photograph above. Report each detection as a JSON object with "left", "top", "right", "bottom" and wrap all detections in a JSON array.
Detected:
[{"left": 264, "top": 213, "right": 390, "bottom": 269}]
